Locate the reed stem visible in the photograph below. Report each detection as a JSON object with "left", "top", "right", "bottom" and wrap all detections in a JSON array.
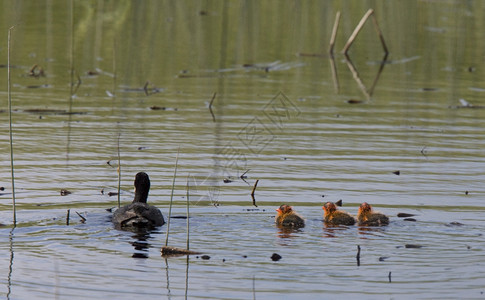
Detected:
[
  {"left": 328, "top": 11, "right": 341, "bottom": 55},
  {"left": 117, "top": 133, "right": 121, "bottom": 208},
  {"left": 371, "top": 13, "right": 389, "bottom": 54},
  {"left": 342, "top": 9, "right": 374, "bottom": 54},
  {"left": 69, "top": 0, "right": 74, "bottom": 98},
  {"left": 8, "top": 26, "right": 16, "bottom": 225},
  {"left": 186, "top": 174, "right": 190, "bottom": 250},
  {"left": 112, "top": 38, "right": 117, "bottom": 97},
  {"left": 165, "top": 148, "right": 180, "bottom": 247},
  {"left": 251, "top": 179, "right": 259, "bottom": 197}
]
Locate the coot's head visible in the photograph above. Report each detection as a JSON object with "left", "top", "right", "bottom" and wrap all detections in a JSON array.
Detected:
[{"left": 134, "top": 172, "right": 150, "bottom": 203}]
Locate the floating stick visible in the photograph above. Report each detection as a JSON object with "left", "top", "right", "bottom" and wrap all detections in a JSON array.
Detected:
[
  {"left": 161, "top": 246, "right": 200, "bottom": 257},
  {"left": 388, "top": 271, "right": 392, "bottom": 283},
  {"left": 8, "top": 26, "right": 16, "bottom": 225},
  {"left": 328, "top": 11, "right": 341, "bottom": 55},
  {"left": 209, "top": 92, "right": 217, "bottom": 122},
  {"left": 66, "top": 209, "right": 70, "bottom": 225}
]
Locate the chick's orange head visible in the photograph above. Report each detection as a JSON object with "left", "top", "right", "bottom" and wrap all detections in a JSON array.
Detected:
[
  {"left": 322, "top": 202, "right": 336, "bottom": 213},
  {"left": 277, "top": 204, "right": 292, "bottom": 214},
  {"left": 359, "top": 202, "right": 372, "bottom": 214}
]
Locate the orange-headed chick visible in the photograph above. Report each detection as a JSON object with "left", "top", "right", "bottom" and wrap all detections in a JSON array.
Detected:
[
  {"left": 275, "top": 204, "right": 305, "bottom": 228},
  {"left": 357, "top": 202, "right": 389, "bottom": 226},
  {"left": 322, "top": 202, "right": 356, "bottom": 226}
]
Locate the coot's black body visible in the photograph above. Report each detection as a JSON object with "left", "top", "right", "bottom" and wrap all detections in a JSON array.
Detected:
[{"left": 112, "top": 172, "right": 165, "bottom": 229}]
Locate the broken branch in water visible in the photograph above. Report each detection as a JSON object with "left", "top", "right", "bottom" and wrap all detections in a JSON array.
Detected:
[
  {"left": 251, "top": 179, "right": 259, "bottom": 197},
  {"left": 75, "top": 211, "right": 86, "bottom": 223},
  {"left": 66, "top": 209, "right": 70, "bottom": 225},
  {"left": 251, "top": 179, "right": 259, "bottom": 207},
  {"left": 371, "top": 12, "right": 389, "bottom": 54},
  {"left": 328, "top": 11, "right": 341, "bottom": 55},
  {"left": 161, "top": 246, "right": 201, "bottom": 257},
  {"left": 342, "top": 9, "right": 388, "bottom": 55},
  {"left": 28, "top": 64, "right": 45, "bottom": 78},
  {"left": 209, "top": 92, "right": 217, "bottom": 122}
]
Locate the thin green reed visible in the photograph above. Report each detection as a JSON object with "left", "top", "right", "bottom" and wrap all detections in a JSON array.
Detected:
[
  {"left": 165, "top": 149, "right": 180, "bottom": 247},
  {"left": 117, "top": 133, "right": 121, "bottom": 208},
  {"left": 186, "top": 175, "right": 190, "bottom": 251},
  {"left": 8, "top": 26, "right": 16, "bottom": 225}
]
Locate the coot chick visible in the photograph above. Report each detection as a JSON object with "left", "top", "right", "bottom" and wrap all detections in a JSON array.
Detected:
[
  {"left": 357, "top": 202, "right": 389, "bottom": 226},
  {"left": 275, "top": 204, "right": 305, "bottom": 228},
  {"left": 322, "top": 202, "right": 356, "bottom": 226},
  {"left": 112, "top": 172, "right": 165, "bottom": 229}
]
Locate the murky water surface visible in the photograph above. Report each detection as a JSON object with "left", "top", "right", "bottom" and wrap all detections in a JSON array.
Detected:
[{"left": 1, "top": 1, "right": 485, "bottom": 299}]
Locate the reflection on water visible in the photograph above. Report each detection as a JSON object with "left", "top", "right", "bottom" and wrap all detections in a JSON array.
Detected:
[
  {"left": 130, "top": 231, "right": 152, "bottom": 259},
  {"left": 1, "top": 1, "right": 485, "bottom": 299},
  {"left": 276, "top": 226, "right": 303, "bottom": 240}
]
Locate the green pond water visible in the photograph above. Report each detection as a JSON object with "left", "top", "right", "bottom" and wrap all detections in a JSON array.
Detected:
[{"left": 0, "top": 1, "right": 485, "bottom": 299}]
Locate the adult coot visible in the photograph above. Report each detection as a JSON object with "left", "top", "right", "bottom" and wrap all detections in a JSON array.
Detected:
[{"left": 112, "top": 172, "right": 165, "bottom": 229}]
